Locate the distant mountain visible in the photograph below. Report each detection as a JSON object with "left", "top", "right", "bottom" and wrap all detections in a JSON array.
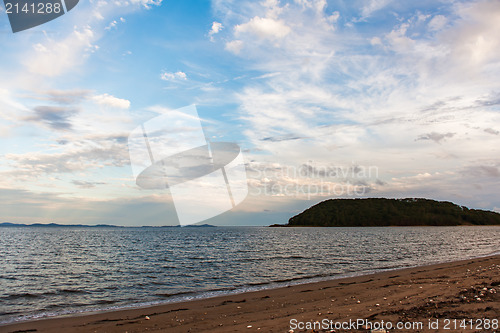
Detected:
[
  {"left": 0, "top": 222, "right": 21, "bottom": 227},
  {"left": 184, "top": 224, "right": 217, "bottom": 227},
  {"left": 278, "top": 198, "right": 500, "bottom": 227},
  {"left": 0, "top": 222, "right": 122, "bottom": 228},
  {"left": 0, "top": 223, "right": 216, "bottom": 228}
]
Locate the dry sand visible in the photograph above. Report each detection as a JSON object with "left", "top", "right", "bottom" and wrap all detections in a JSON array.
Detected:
[{"left": 1, "top": 255, "right": 499, "bottom": 333}]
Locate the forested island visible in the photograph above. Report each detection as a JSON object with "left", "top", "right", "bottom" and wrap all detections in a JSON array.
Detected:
[{"left": 275, "top": 198, "right": 500, "bottom": 227}]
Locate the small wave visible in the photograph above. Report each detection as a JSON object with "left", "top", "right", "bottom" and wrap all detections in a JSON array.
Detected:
[
  {"left": 58, "top": 289, "right": 88, "bottom": 295},
  {"left": 46, "top": 302, "right": 89, "bottom": 309},
  {"left": 265, "top": 255, "right": 308, "bottom": 260},
  {"left": 155, "top": 291, "right": 194, "bottom": 298},
  {"left": 0, "top": 276, "right": 17, "bottom": 281},
  {"left": 96, "top": 300, "right": 117, "bottom": 305},
  {"left": 236, "top": 257, "right": 264, "bottom": 262},
  {"left": 103, "top": 286, "right": 119, "bottom": 290},
  {"left": 486, "top": 249, "right": 500, "bottom": 256},
  {"left": 236, "top": 255, "right": 307, "bottom": 263},
  {"left": 151, "top": 281, "right": 165, "bottom": 286},
  {"left": 235, "top": 249, "right": 257, "bottom": 253},
  {"left": 0, "top": 311, "right": 20, "bottom": 317},
  {"left": 2, "top": 293, "right": 43, "bottom": 300}
]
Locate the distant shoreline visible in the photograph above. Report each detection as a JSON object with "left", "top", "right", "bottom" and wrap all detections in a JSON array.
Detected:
[{"left": 0, "top": 222, "right": 216, "bottom": 228}]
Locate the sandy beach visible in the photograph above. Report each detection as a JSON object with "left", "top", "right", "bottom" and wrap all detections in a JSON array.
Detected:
[{"left": 1, "top": 255, "right": 498, "bottom": 333}]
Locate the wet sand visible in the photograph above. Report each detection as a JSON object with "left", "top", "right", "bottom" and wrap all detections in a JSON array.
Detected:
[{"left": 1, "top": 255, "right": 499, "bottom": 333}]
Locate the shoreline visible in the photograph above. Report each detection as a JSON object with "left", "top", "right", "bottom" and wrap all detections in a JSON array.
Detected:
[
  {"left": 2, "top": 255, "right": 499, "bottom": 332},
  {"left": 2, "top": 251, "right": 497, "bottom": 326}
]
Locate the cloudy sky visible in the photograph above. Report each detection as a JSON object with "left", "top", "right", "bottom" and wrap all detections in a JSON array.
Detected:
[{"left": 0, "top": 0, "right": 499, "bottom": 226}]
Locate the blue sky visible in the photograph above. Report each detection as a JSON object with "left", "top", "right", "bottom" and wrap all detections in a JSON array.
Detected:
[{"left": 1, "top": 0, "right": 500, "bottom": 226}]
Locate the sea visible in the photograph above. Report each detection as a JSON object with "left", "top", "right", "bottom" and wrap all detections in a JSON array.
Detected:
[{"left": 1, "top": 226, "right": 499, "bottom": 324}]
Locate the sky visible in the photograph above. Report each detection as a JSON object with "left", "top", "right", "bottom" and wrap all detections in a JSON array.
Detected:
[{"left": 0, "top": 0, "right": 499, "bottom": 226}]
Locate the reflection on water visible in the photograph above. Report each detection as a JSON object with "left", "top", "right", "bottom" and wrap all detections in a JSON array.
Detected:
[{"left": 0, "top": 226, "right": 499, "bottom": 323}]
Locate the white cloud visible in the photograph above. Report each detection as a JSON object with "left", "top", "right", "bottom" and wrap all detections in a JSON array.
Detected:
[
  {"left": 428, "top": 15, "right": 447, "bottom": 31},
  {"left": 18, "top": 0, "right": 162, "bottom": 78},
  {"left": 44, "top": 89, "right": 90, "bottom": 104},
  {"left": 105, "top": 17, "right": 127, "bottom": 30},
  {"left": 92, "top": 94, "right": 131, "bottom": 109},
  {"left": 225, "top": 40, "right": 244, "bottom": 54},
  {"left": 25, "top": 26, "right": 97, "bottom": 77},
  {"left": 209, "top": 21, "right": 223, "bottom": 41},
  {"left": 385, "top": 23, "right": 415, "bottom": 54},
  {"left": 328, "top": 11, "right": 340, "bottom": 23},
  {"left": 128, "top": 0, "right": 162, "bottom": 9},
  {"left": 360, "top": 0, "right": 392, "bottom": 20},
  {"left": 370, "top": 36, "right": 382, "bottom": 46},
  {"left": 446, "top": 0, "right": 500, "bottom": 70},
  {"left": 160, "top": 71, "right": 188, "bottom": 81},
  {"left": 222, "top": 0, "right": 336, "bottom": 78},
  {"left": 105, "top": 20, "right": 118, "bottom": 30},
  {"left": 5, "top": 143, "right": 129, "bottom": 176},
  {"left": 235, "top": 16, "right": 291, "bottom": 39},
  {"left": 0, "top": 88, "right": 30, "bottom": 121}
]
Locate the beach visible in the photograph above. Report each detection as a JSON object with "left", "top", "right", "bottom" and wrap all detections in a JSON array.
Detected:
[{"left": 1, "top": 255, "right": 498, "bottom": 333}]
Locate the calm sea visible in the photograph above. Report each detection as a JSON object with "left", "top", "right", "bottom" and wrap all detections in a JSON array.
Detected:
[{"left": 1, "top": 226, "right": 499, "bottom": 324}]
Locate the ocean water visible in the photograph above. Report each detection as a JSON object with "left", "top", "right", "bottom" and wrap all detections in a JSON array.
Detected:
[{"left": 0, "top": 226, "right": 499, "bottom": 324}]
